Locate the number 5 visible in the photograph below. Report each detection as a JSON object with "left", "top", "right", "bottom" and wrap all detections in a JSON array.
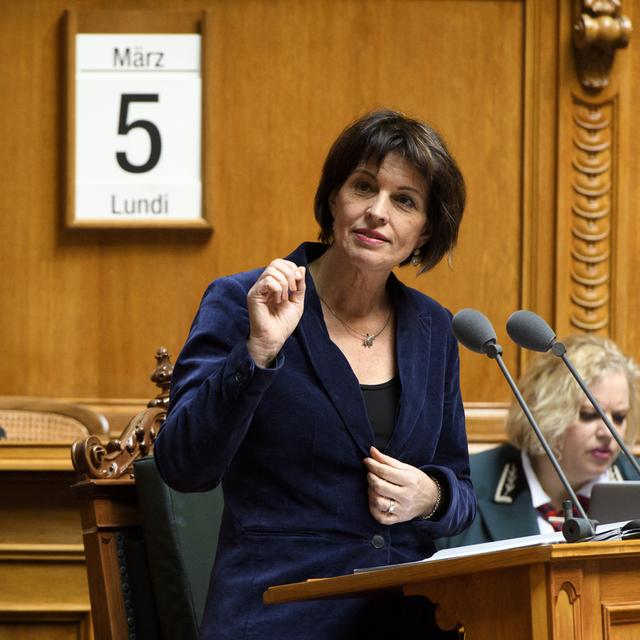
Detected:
[{"left": 116, "top": 94, "right": 162, "bottom": 173}]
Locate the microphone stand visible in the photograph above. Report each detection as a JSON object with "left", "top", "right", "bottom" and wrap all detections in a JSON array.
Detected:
[
  {"left": 550, "top": 341, "right": 640, "bottom": 477},
  {"left": 483, "top": 342, "right": 597, "bottom": 542}
]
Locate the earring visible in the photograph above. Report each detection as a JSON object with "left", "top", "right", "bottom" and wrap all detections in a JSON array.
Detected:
[
  {"left": 552, "top": 445, "right": 563, "bottom": 463},
  {"left": 410, "top": 248, "right": 421, "bottom": 266}
]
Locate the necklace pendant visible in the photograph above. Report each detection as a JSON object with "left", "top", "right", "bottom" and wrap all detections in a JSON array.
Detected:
[{"left": 363, "top": 334, "right": 374, "bottom": 348}]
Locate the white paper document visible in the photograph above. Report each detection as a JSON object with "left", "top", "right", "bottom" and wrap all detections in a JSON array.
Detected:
[{"left": 427, "top": 530, "right": 565, "bottom": 562}]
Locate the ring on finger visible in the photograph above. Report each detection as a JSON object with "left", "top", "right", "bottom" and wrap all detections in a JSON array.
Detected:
[{"left": 387, "top": 498, "right": 395, "bottom": 515}]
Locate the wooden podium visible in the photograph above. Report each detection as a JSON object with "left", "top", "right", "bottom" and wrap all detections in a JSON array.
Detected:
[{"left": 264, "top": 540, "right": 640, "bottom": 639}]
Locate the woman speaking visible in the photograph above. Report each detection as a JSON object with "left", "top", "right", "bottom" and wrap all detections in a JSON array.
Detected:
[{"left": 154, "top": 109, "right": 475, "bottom": 639}]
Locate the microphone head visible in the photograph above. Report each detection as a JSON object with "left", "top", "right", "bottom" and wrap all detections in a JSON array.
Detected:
[
  {"left": 506, "top": 310, "right": 556, "bottom": 352},
  {"left": 452, "top": 309, "right": 497, "bottom": 354},
  {"left": 562, "top": 517, "right": 595, "bottom": 543}
]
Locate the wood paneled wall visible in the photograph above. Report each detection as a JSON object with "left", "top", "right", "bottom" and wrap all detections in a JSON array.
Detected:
[
  {"left": 0, "top": 0, "right": 638, "bottom": 441},
  {"left": 0, "top": 466, "right": 91, "bottom": 640},
  {"left": 2, "top": 1, "right": 640, "bottom": 637}
]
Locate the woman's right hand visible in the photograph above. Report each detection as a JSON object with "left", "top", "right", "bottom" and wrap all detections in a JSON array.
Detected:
[{"left": 246, "top": 259, "right": 306, "bottom": 368}]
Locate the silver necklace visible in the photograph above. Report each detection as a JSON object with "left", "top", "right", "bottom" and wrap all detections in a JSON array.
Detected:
[{"left": 317, "top": 294, "right": 392, "bottom": 348}]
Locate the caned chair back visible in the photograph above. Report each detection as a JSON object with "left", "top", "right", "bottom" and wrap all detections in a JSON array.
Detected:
[{"left": 0, "top": 396, "right": 108, "bottom": 441}]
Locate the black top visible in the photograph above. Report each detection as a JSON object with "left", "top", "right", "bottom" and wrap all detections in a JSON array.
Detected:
[{"left": 360, "top": 376, "right": 401, "bottom": 450}]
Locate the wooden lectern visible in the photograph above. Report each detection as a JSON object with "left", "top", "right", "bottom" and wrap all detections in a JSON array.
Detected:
[{"left": 264, "top": 540, "right": 640, "bottom": 639}]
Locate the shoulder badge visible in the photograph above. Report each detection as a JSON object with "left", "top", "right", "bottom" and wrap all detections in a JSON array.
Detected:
[
  {"left": 608, "top": 464, "right": 624, "bottom": 482},
  {"left": 493, "top": 462, "right": 519, "bottom": 504}
]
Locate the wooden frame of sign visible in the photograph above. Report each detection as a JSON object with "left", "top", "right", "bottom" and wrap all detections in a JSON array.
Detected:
[{"left": 64, "top": 10, "right": 213, "bottom": 229}]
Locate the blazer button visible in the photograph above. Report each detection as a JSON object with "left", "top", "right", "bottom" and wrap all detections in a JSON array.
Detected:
[
  {"left": 371, "top": 534, "right": 385, "bottom": 549},
  {"left": 234, "top": 371, "right": 245, "bottom": 384}
]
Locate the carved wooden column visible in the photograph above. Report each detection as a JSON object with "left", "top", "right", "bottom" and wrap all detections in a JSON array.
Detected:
[{"left": 555, "top": 0, "right": 632, "bottom": 338}]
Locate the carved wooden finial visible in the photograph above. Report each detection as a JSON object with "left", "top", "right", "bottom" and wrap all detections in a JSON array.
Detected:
[
  {"left": 71, "top": 347, "right": 173, "bottom": 479},
  {"left": 573, "top": 0, "right": 632, "bottom": 91},
  {"left": 148, "top": 347, "right": 173, "bottom": 408}
]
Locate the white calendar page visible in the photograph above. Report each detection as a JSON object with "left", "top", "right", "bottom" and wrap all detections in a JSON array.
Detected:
[{"left": 75, "top": 34, "right": 202, "bottom": 222}]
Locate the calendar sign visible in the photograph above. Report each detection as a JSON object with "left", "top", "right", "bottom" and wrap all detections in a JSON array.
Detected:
[{"left": 73, "top": 34, "right": 202, "bottom": 225}]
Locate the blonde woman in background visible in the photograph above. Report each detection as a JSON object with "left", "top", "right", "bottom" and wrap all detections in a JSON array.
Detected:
[{"left": 438, "top": 334, "right": 640, "bottom": 548}]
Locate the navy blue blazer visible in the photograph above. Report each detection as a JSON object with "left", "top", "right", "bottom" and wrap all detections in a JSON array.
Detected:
[
  {"left": 154, "top": 242, "right": 476, "bottom": 640},
  {"left": 437, "top": 443, "right": 638, "bottom": 549}
]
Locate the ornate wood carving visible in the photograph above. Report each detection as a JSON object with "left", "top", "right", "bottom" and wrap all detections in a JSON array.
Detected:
[
  {"left": 569, "top": 97, "right": 612, "bottom": 332},
  {"left": 572, "top": 0, "right": 632, "bottom": 91},
  {"left": 148, "top": 346, "right": 173, "bottom": 409},
  {"left": 71, "top": 348, "right": 172, "bottom": 480}
]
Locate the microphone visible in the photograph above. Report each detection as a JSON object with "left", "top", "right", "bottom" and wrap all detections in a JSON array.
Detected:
[
  {"left": 451, "top": 308, "right": 501, "bottom": 358},
  {"left": 452, "top": 309, "right": 597, "bottom": 542},
  {"left": 505, "top": 310, "right": 557, "bottom": 353},
  {"left": 506, "top": 310, "right": 640, "bottom": 478}
]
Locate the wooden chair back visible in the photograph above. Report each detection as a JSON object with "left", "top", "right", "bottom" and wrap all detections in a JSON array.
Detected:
[
  {"left": 0, "top": 396, "right": 108, "bottom": 441},
  {"left": 71, "top": 347, "right": 223, "bottom": 640}
]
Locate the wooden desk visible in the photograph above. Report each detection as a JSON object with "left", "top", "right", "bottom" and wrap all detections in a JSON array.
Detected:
[
  {"left": 265, "top": 540, "right": 640, "bottom": 639},
  {"left": 0, "top": 443, "right": 93, "bottom": 640}
]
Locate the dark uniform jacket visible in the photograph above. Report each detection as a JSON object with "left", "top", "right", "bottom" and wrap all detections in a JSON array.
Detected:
[
  {"left": 153, "top": 242, "right": 476, "bottom": 640},
  {"left": 437, "top": 443, "right": 636, "bottom": 549}
]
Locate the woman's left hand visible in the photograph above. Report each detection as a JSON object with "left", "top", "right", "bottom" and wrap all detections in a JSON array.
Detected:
[{"left": 363, "top": 446, "right": 439, "bottom": 524}]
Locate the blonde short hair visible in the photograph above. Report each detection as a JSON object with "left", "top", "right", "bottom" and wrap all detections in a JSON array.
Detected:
[{"left": 506, "top": 334, "right": 640, "bottom": 455}]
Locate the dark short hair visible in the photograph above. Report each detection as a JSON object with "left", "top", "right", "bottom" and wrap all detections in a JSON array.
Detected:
[{"left": 313, "top": 109, "right": 466, "bottom": 272}]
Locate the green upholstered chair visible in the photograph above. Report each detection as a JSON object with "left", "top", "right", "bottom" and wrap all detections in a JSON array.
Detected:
[
  {"left": 72, "top": 348, "right": 225, "bottom": 640},
  {"left": 132, "top": 456, "right": 224, "bottom": 639}
]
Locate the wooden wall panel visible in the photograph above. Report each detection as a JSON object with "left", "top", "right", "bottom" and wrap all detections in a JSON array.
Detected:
[
  {"left": 613, "top": 0, "right": 640, "bottom": 359},
  {"left": 0, "top": 0, "right": 533, "bottom": 425},
  {"left": 2, "top": 0, "right": 638, "bottom": 444},
  {"left": 0, "top": 469, "right": 92, "bottom": 640},
  {"left": 0, "top": 615, "right": 91, "bottom": 640},
  {"left": 4, "top": 0, "right": 640, "bottom": 633}
]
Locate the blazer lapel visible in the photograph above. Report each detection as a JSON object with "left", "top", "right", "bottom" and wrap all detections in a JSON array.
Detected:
[
  {"left": 288, "top": 245, "right": 432, "bottom": 458},
  {"left": 296, "top": 263, "right": 373, "bottom": 456},
  {"left": 384, "top": 278, "right": 431, "bottom": 458}
]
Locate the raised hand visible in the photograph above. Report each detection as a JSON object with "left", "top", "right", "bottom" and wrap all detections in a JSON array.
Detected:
[
  {"left": 246, "top": 259, "right": 306, "bottom": 368},
  {"left": 363, "top": 446, "right": 440, "bottom": 524}
]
